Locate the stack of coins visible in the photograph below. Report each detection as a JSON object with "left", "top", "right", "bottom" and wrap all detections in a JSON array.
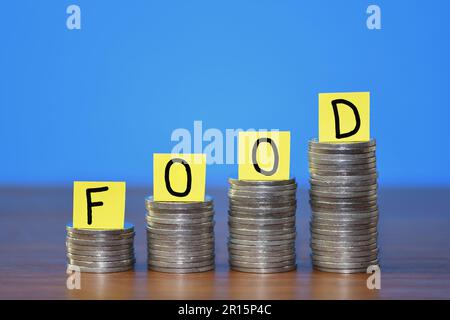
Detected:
[
  {"left": 308, "top": 139, "right": 379, "bottom": 273},
  {"left": 227, "top": 178, "right": 297, "bottom": 273},
  {"left": 65, "top": 223, "right": 135, "bottom": 273},
  {"left": 145, "top": 196, "right": 215, "bottom": 273}
]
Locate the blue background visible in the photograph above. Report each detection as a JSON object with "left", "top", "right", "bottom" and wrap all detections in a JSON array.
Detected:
[{"left": 1, "top": 0, "right": 449, "bottom": 187}]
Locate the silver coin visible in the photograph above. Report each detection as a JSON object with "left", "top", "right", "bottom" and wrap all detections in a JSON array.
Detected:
[
  {"left": 309, "top": 139, "right": 376, "bottom": 149},
  {"left": 229, "top": 210, "right": 295, "bottom": 219},
  {"left": 147, "top": 232, "right": 214, "bottom": 241},
  {"left": 313, "top": 266, "right": 368, "bottom": 274},
  {"left": 309, "top": 146, "right": 376, "bottom": 155},
  {"left": 147, "top": 238, "right": 214, "bottom": 247},
  {"left": 310, "top": 184, "right": 377, "bottom": 193},
  {"left": 146, "top": 206, "right": 214, "bottom": 214},
  {"left": 312, "top": 248, "right": 378, "bottom": 258},
  {"left": 230, "top": 259, "right": 296, "bottom": 269},
  {"left": 66, "top": 231, "right": 135, "bottom": 240},
  {"left": 146, "top": 216, "right": 213, "bottom": 225},
  {"left": 312, "top": 259, "right": 378, "bottom": 269},
  {"left": 229, "top": 215, "right": 295, "bottom": 225},
  {"left": 147, "top": 225, "right": 214, "bottom": 235},
  {"left": 311, "top": 210, "right": 378, "bottom": 219},
  {"left": 311, "top": 236, "right": 377, "bottom": 245},
  {"left": 67, "top": 263, "right": 133, "bottom": 273},
  {"left": 311, "top": 253, "right": 378, "bottom": 263},
  {"left": 230, "top": 203, "right": 297, "bottom": 210},
  {"left": 309, "top": 156, "right": 376, "bottom": 165},
  {"left": 311, "top": 238, "right": 377, "bottom": 248},
  {"left": 311, "top": 232, "right": 378, "bottom": 242},
  {"left": 311, "top": 203, "right": 378, "bottom": 212},
  {"left": 148, "top": 242, "right": 214, "bottom": 251},
  {"left": 230, "top": 232, "right": 296, "bottom": 241},
  {"left": 229, "top": 205, "right": 296, "bottom": 213},
  {"left": 310, "top": 220, "right": 378, "bottom": 229},
  {"left": 66, "top": 242, "right": 133, "bottom": 251},
  {"left": 311, "top": 226, "right": 377, "bottom": 236},
  {"left": 308, "top": 143, "right": 376, "bottom": 153},
  {"left": 311, "top": 242, "right": 378, "bottom": 252},
  {"left": 66, "top": 237, "right": 134, "bottom": 246},
  {"left": 67, "top": 252, "right": 134, "bottom": 262},
  {"left": 66, "top": 222, "right": 134, "bottom": 235},
  {"left": 231, "top": 265, "right": 296, "bottom": 273},
  {"left": 229, "top": 221, "right": 295, "bottom": 231},
  {"left": 67, "top": 247, "right": 134, "bottom": 257},
  {"left": 228, "top": 242, "right": 295, "bottom": 252},
  {"left": 229, "top": 178, "right": 296, "bottom": 187},
  {"left": 230, "top": 184, "right": 297, "bottom": 192},
  {"left": 147, "top": 212, "right": 214, "bottom": 220},
  {"left": 229, "top": 195, "right": 297, "bottom": 202},
  {"left": 310, "top": 168, "right": 378, "bottom": 177},
  {"left": 229, "top": 189, "right": 297, "bottom": 197},
  {"left": 229, "top": 247, "right": 295, "bottom": 256},
  {"left": 148, "top": 264, "right": 214, "bottom": 273},
  {"left": 230, "top": 227, "right": 296, "bottom": 236},
  {"left": 310, "top": 189, "right": 377, "bottom": 199},
  {"left": 310, "top": 172, "right": 378, "bottom": 181},
  {"left": 310, "top": 193, "right": 377, "bottom": 203},
  {"left": 148, "top": 248, "right": 214, "bottom": 257},
  {"left": 229, "top": 238, "right": 295, "bottom": 246},
  {"left": 146, "top": 195, "right": 214, "bottom": 209},
  {"left": 148, "top": 253, "right": 214, "bottom": 262},
  {"left": 148, "top": 258, "right": 214, "bottom": 268},
  {"left": 311, "top": 213, "right": 378, "bottom": 224},
  {"left": 67, "top": 258, "right": 135, "bottom": 268},
  {"left": 310, "top": 178, "right": 378, "bottom": 188},
  {"left": 309, "top": 151, "right": 376, "bottom": 160},
  {"left": 147, "top": 221, "right": 215, "bottom": 229},
  {"left": 309, "top": 162, "right": 377, "bottom": 171},
  {"left": 229, "top": 254, "right": 295, "bottom": 263}
]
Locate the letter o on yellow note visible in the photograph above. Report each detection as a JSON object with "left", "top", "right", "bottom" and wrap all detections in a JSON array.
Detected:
[
  {"left": 73, "top": 181, "right": 126, "bottom": 230},
  {"left": 238, "top": 131, "right": 290, "bottom": 180},
  {"left": 153, "top": 154, "right": 206, "bottom": 202},
  {"left": 319, "top": 92, "right": 370, "bottom": 142}
]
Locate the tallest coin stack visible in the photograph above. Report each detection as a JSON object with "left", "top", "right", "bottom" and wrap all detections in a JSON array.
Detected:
[{"left": 308, "top": 139, "right": 379, "bottom": 273}]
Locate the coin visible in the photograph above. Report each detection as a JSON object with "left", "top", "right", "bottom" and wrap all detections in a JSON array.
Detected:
[
  {"left": 229, "top": 215, "right": 295, "bottom": 225},
  {"left": 66, "top": 247, "right": 134, "bottom": 257},
  {"left": 67, "top": 253, "right": 134, "bottom": 262},
  {"left": 230, "top": 265, "right": 296, "bottom": 273},
  {"left": 146, "top": 195, "right": 214, "bottom": 209},
  {"left": 67, "top": 264, "right": 134, "bottom": 273},
  {"left": 230, "top": 232, "right": 296, "bottom": 241},
  {"left": 67, "top": 258, "right": 135, "bottom": 268},
  {"left": 66, "top": 242, "right": 133, "bottom": 251},
  {"left": 66, "top": 223, "right": 134, "bottom": 235},
  {"left": 148, "top": 265, "right": 214, "bottom": 273},
  {"left": 66, "top": 237, "right": 134, "bottom": 246},
  {"left": 229, "top": 178, "right": 296, "bottom": 186}
]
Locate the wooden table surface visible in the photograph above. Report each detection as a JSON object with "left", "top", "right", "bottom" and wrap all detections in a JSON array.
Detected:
[{"left": 0, "top": 186, "right": 449, "bottom": 300}]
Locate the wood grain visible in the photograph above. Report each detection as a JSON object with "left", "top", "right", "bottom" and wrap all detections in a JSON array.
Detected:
[{"left": 0, "top": 187, "right": 449, "bottom": 299}]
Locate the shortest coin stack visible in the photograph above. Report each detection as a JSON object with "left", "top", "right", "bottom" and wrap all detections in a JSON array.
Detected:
[
  {"left": 66, "top": 223, "right": 135, "bottom": 273},
  {"left": 145, "top": 196, "right": 215, "bottom": 273},
  {"left": 308, "top": 139, "right": 379, "bottom": 273},
  {"left": 228, "top": 178, "right": 297, "bottom": 273}
]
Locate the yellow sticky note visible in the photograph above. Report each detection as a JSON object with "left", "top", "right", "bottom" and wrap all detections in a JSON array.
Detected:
[
  {"left": 153, "top": 153, "right": 206, "bottom": 202},
  {"left": 73, "top": 181, "right": 126, "bottom": 230},
  {"left": 238, "top": 131, "right": 290, "bottom": 180},
  {"left": 319, "top": 92, "right": 370, "bottom": 142}
]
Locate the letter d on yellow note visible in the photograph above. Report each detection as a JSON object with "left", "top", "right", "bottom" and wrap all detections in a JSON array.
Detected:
[
  {"left": 238, "top": 131, "right": 290, "bottom": 180},
  {"left": 153, "top": 154, "right": 206, "bottom": 202},
  {"left": 73, "top": 181, "right": 126, "bottom": 229},
  {"left": 319, "top": 92, "right": 370, "bottom": 142}
]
